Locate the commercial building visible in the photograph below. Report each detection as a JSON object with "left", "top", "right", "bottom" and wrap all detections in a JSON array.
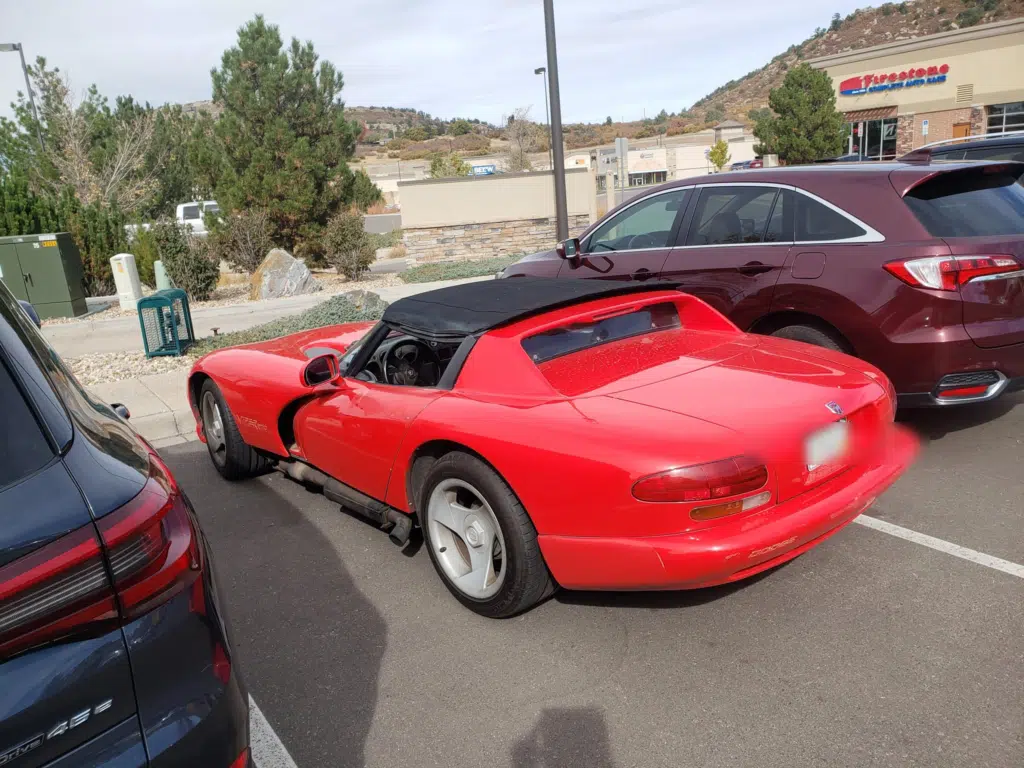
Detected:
[{"left": 809, "top": 18, "right": 1024, "bottom": 158}]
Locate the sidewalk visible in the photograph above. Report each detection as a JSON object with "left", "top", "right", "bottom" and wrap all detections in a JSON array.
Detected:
[
  {"left": 91, "top": 369, "right": 197, "bottom": 448},
  {"left": 44, "top": 276, "right": 489, "bottom": 358},
  {"left": 82, "top": 276, "right": 492, "bottom": 443}
]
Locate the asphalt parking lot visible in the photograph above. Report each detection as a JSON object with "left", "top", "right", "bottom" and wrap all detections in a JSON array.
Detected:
[{"left": 161, "top": 392, "right": 1024, "bottom": 768}]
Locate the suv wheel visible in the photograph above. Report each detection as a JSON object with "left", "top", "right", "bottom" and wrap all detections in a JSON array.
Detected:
[{"left": 771, "top": 324, "right": 847, "bottom": 353}]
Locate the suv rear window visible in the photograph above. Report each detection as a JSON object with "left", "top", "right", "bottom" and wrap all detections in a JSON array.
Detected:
[
  {"left": 0, "top": 355, "right": 53, "bottom": 489},
  {"left": 904, "top": 168, "right": 1024, "bottom": 237},
  {"left": 521, "top": 302, "right": 680, "bottom": 363}
]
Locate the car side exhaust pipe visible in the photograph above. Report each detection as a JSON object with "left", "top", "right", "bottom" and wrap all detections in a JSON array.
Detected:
[
  {"left": 387, "top": 511, "right": 413, "bottom": 546},
  {"left": 274, "top": 459, "right": 413, "bottom": 546}
]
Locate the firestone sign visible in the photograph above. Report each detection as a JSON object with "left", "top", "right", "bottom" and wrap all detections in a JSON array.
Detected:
[{"left": 839, "top": 63, "right": 950, "bottom": 96}]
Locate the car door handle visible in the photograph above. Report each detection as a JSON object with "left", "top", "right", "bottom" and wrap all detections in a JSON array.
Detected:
[
  {"left": 631, "top": 268, "right": 654, "bottom": 281},
  {"left": 738, "top": 261, "right": 772, "bottom": 275}
]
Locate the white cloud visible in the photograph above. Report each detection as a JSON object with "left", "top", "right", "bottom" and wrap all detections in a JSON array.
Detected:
[{"left": 1, "top": 0, "right": 865, "bottom": 124}]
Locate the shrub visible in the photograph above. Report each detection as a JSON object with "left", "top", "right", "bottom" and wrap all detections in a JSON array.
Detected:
[
  {"left": 324, "top": 208, "right": 374, "bottom": 280},
  {"left": 400, "top": 255, "right": 520, "bottom": 284},
  {"left": 389, "top": 243, "right": 407, "bottom": 259},
  {"left": 130, "top": 228, "right": 160, "bottom": 286},
  {"left": 367, "top": 229, "right": 403, "bottom": 250},
  {"left": 189, "top": 292, "right": 388, "bottom": 356},
  {"left": 211, "top": 209, "right": 273, "bottom": 274},
  {"left": 153, "top": 220, "right": 220, "bottom": 301}
]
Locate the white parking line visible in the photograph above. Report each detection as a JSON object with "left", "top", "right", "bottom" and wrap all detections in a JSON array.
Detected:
[
  {"left": 250, "top": 695, "right": 299, "bottom": 768},
  {"left": 855, "top": 515, "right": 1024, "bottom": 579}
]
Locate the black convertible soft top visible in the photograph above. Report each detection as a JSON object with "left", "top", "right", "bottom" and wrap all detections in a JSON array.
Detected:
[{"left": 382, "top": 277, "right": 677, "bottom": 340}]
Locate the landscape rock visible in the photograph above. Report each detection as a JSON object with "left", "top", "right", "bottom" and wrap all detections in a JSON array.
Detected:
[
  {"left": 338, "top": 289, "right": 389, "bottom": 318},
  {"left": 249, "top": 249, "right": 322, "bottom": 300}
]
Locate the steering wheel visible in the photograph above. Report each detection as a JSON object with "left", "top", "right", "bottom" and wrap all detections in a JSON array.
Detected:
[
  {"left": 383, "top": 340, "right": 440, "bottom": 386},
  {"left": 627, "top": 233, "right": 659, "bottom": 249}
]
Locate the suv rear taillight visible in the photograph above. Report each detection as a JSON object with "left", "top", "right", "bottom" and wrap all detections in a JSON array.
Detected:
[
  {"left": 98, "top": 455, "right": 202, "bottom": 619},
  {"left": 884, "top": 255, "right": 1022, "bottom": 291},
  {"left": 0, "top": 455, "right": 201, "bottom": 658}
]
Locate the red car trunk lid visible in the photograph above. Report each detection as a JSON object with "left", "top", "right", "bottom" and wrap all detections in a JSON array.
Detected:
[{"left": 609, "top": 339, "right": 887, "bottom": 502}]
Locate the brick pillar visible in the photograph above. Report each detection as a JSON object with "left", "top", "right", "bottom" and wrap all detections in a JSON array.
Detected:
[
  {"left": 970, "top": 105, "right": 986, "bottom": 135},
  {"left": 896, "top": 113, "right": 916, "bottom": 155}
]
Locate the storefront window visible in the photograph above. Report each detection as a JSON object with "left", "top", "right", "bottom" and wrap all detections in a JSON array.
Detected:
[
  {"left": 628, "top": 171, "right": 667, "bottom": 187},
  {"left": 988, "top": 102, "right": 1024, "bottom": 134},
  {"left": 846, "top": 118, "right": 897, "bottom": 160}
]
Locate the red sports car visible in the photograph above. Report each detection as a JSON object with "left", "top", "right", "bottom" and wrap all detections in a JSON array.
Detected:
[{"left": 188, "top": 278, "right": 917, "bottom": 617}]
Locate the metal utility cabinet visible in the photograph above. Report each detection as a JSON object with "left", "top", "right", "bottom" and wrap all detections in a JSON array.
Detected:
[{"left": 0, "top": 233, "right": 87, "bottom": 319}]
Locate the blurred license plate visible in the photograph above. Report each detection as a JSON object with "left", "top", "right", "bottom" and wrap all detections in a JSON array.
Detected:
[{"left": 805, "top": 421, "right": 849, "bottom": 470}]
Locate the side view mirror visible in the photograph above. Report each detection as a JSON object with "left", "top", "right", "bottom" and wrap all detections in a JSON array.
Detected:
[
  {"left": 111, "top": 403, "right": 130, "bottom": 419},
  {"left": 18, "top": 300, "right": 41, "bottom": 329},
  {"left": 302, "top": 353, "right": 341, "bottom": 387},
  {"left": 556, "top": 238, "right": 581, "bottom": 259}
]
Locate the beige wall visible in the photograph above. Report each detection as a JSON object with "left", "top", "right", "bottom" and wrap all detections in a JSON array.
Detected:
[
  {"left": 811, "top": 19, "right": 1024, "bottom": 116},
  {"left": 399, "top": 168, "right": 595, "bottom": 229},
  {"left": 674, "top": 137, "right": 759, "bottom": 179}
]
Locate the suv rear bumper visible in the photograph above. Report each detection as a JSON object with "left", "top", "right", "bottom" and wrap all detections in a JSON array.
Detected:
[
  {"left": 899, "top": 374, "right": 1024, "bottom": 407},
  {"left": 538, "top": 428, "right": 917, "bottom": 590},
  {"left": 883, "top": 325, "right": 1024, "bottom": 406}
]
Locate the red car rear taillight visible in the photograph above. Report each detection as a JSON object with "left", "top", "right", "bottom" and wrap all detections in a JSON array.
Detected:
[
  {"left": 884, "top": 255, "right": 1021, "bottom": 291},
  {"left": 632, "top": 457, "right": 768, "bottom": 503},
  {"left": 0, "top": 456, "right": 201, "bottom": 658}
]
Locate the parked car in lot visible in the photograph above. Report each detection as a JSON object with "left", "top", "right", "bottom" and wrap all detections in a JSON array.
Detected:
[
  {"left": 900, "top": 130, "right": 1024, "bottom": 163},
  {"left": 0, "top": 282, "right": 249, "bottom": 767},
  {"left": 188, "top": 279, "right": 915, "bottom": 618},
  {"left": 501, "top": 160, "right": 1024, "bottom": 407}
]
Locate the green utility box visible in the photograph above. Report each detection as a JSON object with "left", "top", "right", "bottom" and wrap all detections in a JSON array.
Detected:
[{"left": 0, "top": 233, "right": 87, "bottom": 319}]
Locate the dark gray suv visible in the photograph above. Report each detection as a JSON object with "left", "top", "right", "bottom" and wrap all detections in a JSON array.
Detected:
[{"left": 0, "top": 281, "right": 250, "bottom": 767}]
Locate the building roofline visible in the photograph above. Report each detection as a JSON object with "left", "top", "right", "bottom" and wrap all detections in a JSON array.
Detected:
[{"left": 807, "top": 17, "right": 1024, "bottom": 69}]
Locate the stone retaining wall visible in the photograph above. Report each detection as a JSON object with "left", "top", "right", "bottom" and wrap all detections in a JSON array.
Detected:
[{"left": 403, "top": 215, "right": 591, "bottom": 262}]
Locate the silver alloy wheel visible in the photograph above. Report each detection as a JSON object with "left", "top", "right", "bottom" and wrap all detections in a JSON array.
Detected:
[
  {"left": 201, "top": 391, "right": 226, "bottom": 464},
  {"left": 426, "top": 479, "right": 506, "bottom": 600}
]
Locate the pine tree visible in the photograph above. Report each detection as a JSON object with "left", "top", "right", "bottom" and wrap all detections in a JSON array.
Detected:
[
  {"left": 754, "top": 64, "right": 845, "bottom": 164},
  {"left": 206, "top": 15, "right": 378, "bottom": 255}
]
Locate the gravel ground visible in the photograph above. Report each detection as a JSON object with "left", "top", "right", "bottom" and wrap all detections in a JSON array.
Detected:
[
  {"left": 43, "top": 272, "right": 402, "bottom": 326},
  {"left": 67, "top": 351, "right": 194, "bottom": 387},
  {"left": 62, "top": 274, "right": 402, "bottom": 386}
]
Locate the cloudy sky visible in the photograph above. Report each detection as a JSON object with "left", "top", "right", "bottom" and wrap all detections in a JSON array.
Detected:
[{"left": 2, "top": 0, "right": 865, "bottom": 125}]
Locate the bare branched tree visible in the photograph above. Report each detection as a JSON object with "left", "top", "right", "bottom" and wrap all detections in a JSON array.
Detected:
[
  {"left": 40, "top": 74, "right": 157, "bottom": 213},
  {"left": 502, "top": 107, "right": 539, "bottom": 172}
]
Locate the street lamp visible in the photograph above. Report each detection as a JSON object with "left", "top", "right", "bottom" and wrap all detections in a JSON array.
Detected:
[
  {"left": 0, "top": 42, "right": 44, "bottom": 152},
  {"left": 542, "top": 0, "right": 568, "bottom": 240},
  {"left": 534, "top": 66, "right": 554, "bottom": 172}
]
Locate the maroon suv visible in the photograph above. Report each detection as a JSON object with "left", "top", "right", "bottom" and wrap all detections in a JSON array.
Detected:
[{"left": 501, "top": 161, "right": 1024, "bottom": 406}]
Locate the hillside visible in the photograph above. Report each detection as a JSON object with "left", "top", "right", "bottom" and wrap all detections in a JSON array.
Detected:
[{"left": 690, "top": 0, "right": 1024, "bottom": 123}]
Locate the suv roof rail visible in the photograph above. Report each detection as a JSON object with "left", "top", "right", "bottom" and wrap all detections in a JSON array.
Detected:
[{"left": 900, "top": 129, "right": 1024, "bottom": 160}]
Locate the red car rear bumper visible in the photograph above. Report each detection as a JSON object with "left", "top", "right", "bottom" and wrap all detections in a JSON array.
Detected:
[{"left": 538, "top": 428, "right": 917, "bottom": 591}]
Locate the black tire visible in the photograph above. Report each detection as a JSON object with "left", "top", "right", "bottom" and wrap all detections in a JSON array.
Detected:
[
  {"left": 771, "top": 324, "right": 847, "bottom": 353},
  {"left": 199, "top": 379, "right": 270, "bottom": 481},
  {"left": 419, "top": 452, "right": 554, "bottom": 618}
]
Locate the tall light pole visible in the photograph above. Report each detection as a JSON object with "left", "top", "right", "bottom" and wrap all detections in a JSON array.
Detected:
[
  {"left": 0, "top": 43, "right": 44, "bottom": 152},
  {"left": 542, "top": 0, "right": 568, "bottom": 241},
  {"left": 534, "top": 66, "right": 553, "bottom": 172}
]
